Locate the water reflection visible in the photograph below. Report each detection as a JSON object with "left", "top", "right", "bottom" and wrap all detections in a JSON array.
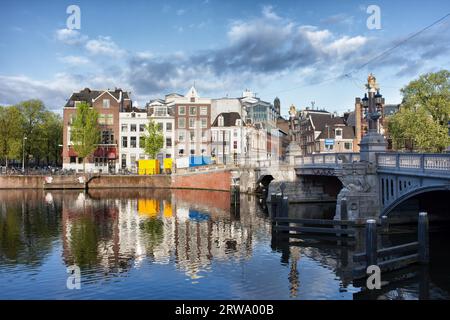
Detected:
[{"left": 0, "top": 189, "right": 449, "bottom": 299}]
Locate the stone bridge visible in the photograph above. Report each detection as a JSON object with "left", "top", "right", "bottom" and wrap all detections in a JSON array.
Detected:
[{"left": 238, "top": 151, "right": 450, "bottom": 222}]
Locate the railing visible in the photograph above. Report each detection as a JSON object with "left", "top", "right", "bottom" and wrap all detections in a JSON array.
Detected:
[
  {"left": 377, "top": 153, "right": 450, "bottom": 174},
  {"left": 294, "top": 152, "right": 360, "bottom": 167}
]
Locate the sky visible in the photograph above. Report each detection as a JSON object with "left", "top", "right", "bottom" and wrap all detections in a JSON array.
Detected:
[{"left": 1, "top": 0, "right": 449, "bottom": 116}]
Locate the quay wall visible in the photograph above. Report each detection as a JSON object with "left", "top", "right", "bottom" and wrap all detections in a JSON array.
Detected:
[{"left": 0, "top": 170, "right": 231, "bottom": 191}]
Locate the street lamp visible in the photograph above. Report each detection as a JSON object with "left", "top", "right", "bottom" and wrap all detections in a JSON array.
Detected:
[
  {"left": 359, "top": 73, "right": 387, "bottom": 163},
  {"left": 22, "top": 136, "right": 28, "bottom": 173}
]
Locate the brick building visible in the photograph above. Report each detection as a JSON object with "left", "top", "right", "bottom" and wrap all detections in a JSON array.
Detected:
[{"left": 62, "top": 88, "right": 131, "bottom": 173}]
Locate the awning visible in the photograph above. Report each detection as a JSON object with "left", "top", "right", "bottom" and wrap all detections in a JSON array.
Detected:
[
  {"left": 107, "top": 151, "right": 117, "bottom": 159},
  {"left": 67, "top": 148, "right": 78, "bottom": 157}
]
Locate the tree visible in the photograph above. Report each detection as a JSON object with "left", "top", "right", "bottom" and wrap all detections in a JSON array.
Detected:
[
  {"left": 70, "top": 102, "right": 100, "bottom": 172},
  {"left": 39, "top": 112, "right": 63, "bottom": 166},
  {"left": 17, "top": 99, "right": 46, "bottom": 167},
  {"left": 389, "top": 70, "right": 450, "bottom": 153},
  {"left": 0, "top": 106, "right": 23, "bottom": 167},
  {"left": 400, "top": 70, "right": 450, "bottom": 126},
  {"left": 142, "top": 120, "right": 164, "bottom": 159}
]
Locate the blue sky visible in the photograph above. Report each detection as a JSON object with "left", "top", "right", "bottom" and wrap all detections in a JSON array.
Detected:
[{"left": 1, "top": 0, "right": 449, "bottom": 115}]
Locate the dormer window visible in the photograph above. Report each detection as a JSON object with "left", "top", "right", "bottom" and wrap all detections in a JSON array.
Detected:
[
  {"left": 218, "top": 116, "right": 224, "bottom": 127},
  {"left": 103, "top": 99, "right": 110, "bottom": 108},
  {"left": 190, "top": 97, "right": 195, "bottom": 102},
  {"left": 335, "top": 129, "right": 343, "bottom": 139}
]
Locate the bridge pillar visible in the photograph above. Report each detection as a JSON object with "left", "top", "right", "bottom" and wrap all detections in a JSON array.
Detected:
[
  {"left": 359, "top": 131, "right": 387, "bottom": 164},
  {"left": 335, "top": 162, "right": 382, "bottom": 223}
]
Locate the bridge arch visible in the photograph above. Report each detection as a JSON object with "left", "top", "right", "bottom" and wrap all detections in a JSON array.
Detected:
[
  {"left": 381, "top": 184, "right": 450, "bottom": 217},
  {"left": 255, "top": 175, "right": 274, "bottom": 194}
]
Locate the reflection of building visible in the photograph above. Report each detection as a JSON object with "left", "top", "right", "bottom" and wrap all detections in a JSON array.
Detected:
[{"left": 60, "top": 190, "right": 272, "bottom": 281}]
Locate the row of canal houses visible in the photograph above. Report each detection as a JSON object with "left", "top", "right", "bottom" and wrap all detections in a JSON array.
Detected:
[{"left": 62, "top": 86, "right": 285, "bottom": 173}]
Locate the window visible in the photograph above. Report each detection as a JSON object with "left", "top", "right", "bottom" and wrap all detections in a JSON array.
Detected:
[
  {"left": 155, "top": 107, "right": 167, "bottom": 117},
  {"left": 101, "top": 130, "right": 114, "bottom": 144},
  {"left": 212, "top": 131, "right": 217, "bottom": 142},
  {"left": 190, "top": 97, "right": 195, "bottom": 103},
  {"left": 190, "top": 131, "right": 195, "bottom": 141},
  {"left": 139, "top": 154, "right": 145, "bottom": 160},
  {"left": 178, "top": 118, "right": 186, "bottom": 129},
  {"left": 166, "top": 122, "right": 172, "bottom": 131},
  {"left": 103, "top": 99, "right": 110, "bottom": 108},
  {"left": 106, "top": 114, "right": 113, "bottom": 125},
  {"left": 189, "top": 106, "right": 197, "bottom": 116},
  {"left": 201, "top": 118, "right": 207, "bottom": 128},
  {"left": 335, "top": 129, "right": 343, "bottom": 138},
  {"left": 344, "top": 142, "right": 352, "bottom": 150},
  {"left": 178, "top": 131, "right": 185, "bottom": 142},
  {"left": 139, "top": 136, "right": 145, "bottom": 148},
  {"left": 121, "top": 154, "right": 126, "bottom": 168},
  {"left": 189, "top": 118, "right": 196, "bottom": 129},
  {"left": 130, "top": 124, "right": 137, "bottom": 132},
  {"left": 178, "top": 106, "right": 186, "bottom": 115},
  {"left": 179, "top": 149, "right": 184, "bottom": 155},
  {"left": 98, "top": 114, "right": 106, "bottom": 125},
  {"left": 166, "top": 138, "right": 172, "bottom": 147},
  {"left": 234, "top": 141, "right": 238, "bottom": 149},
  {"left": 166, "top": 154, "right": 171, "bottom": 158},
  {"left": 234, "top": 130, "right": 238, "bottom": 137},
  {"left": 78, "top": 157, "right": 83, "bottom": 164},
  {"left": 121, "top": 136, "right": 128, "bottom": 148},
  {"left": 70, "top": 156, "right": 76, "bottom": 164},
  {"left": 140, "top": 124, "right": 146, "bottom": 132},
  {"left": 130, "top": 137, "right": 137, "bottom": 148},
  {"left": 121, "top": 124, "right": 128, "bottom": 132},
  {"left": 200, "top": 106, "right": 208, "bottom": 116},
  {"left": 190, "top": 149, "right": 195, "bottom": 155},
  {"left": 218, "top": 116, "right": 224, "bottom": 127},
  {"left": 130, "top": 154, "right": 136, "bottom": 167}
]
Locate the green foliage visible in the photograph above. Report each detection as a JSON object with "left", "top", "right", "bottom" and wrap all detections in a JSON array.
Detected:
[
  {"left": 70, "top": 102, "right": 100, "bottom": 171},
  {"left": 389, "top": 70, "right": 450, "bottom": 153},
  {"left": 0, "top": 106, "right": 23, "bottom": 166},
  {"left": 142, "top": 120, "right": 164, "bottom": 159}
]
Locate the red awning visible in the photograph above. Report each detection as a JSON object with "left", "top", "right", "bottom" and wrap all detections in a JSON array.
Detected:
[
  {"left": 67, "top": 148, "right": 78, "bottom": 157},
  {"left": 94, "top": 147, "right": 117, "bottom": 159},
  {"left": 107, "top": 151, "right": 117, "bottom": 159}
]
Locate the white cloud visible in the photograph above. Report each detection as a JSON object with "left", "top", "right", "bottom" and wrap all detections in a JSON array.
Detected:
[
  {"left": 85, "top": 36, "right": 126, "bottom": 58},
  {"left": 262, "top": 5, "right": 280, "bottom": 21},
  {"left": 55, "top": 28, "right": 88, "bottom": 45},
  {"left": 59, "top": 55, "right": 90, "bottom": 65}
]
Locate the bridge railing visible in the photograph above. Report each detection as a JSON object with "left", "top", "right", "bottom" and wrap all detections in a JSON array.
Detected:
[
  {"left": 377, "top": 153, "right": 450, "bottom": 174},
  {"left": 294, "top": 153, "right": 360, "bottom": 167}
]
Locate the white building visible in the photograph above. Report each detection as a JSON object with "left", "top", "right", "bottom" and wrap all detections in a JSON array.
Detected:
[
  {"left": 119, "top": 110, "right": 149, "bottom": 172},
  {"left": 147, "top": 99, "right": 175, "bottom": 160},
  {"left": 211, "top": 112, "right": 243, "bottom": 165}
]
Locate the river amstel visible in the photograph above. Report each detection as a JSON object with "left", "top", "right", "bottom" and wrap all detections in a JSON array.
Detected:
[{"left": 0, "top": 189, "right": 448, "bottom": 299}]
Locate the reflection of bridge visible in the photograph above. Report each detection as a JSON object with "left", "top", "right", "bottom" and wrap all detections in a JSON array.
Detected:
[{"left": 239, "top": 152, "right": 450, "bottom": 221}]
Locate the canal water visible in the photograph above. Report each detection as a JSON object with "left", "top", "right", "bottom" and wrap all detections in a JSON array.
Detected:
[{"left": 0, "top": 189, "right": 449, "bottom": 300}]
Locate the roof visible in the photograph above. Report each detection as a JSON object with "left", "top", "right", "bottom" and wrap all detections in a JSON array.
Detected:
[
  {"left": 317, "top": 125, "right": 355, "bottom": 139},
  {"left": 384, "top": 104, "right": 400, "bottom": 116},
  {"left": 309, "top": 113, "right": 344, "bottom": 131},
  {"left": 65, "top": 88, "right": 130, "bottom": 107},
  {"left": 212, "top": 112, "right": 241, "bottom": 127}
]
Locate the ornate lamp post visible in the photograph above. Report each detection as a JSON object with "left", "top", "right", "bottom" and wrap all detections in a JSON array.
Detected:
[{"left": 359, "top": 74, "right": 387, "bottom": 163}]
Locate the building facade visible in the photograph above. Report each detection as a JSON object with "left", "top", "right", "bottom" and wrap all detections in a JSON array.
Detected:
[
  {"left": 172, "top": 87, "right": 211, "bottom": 158},
  {"left": 211, "top": 112, "right": 243, "bottom": 165},
  {"left": 147, "top": 99, "right": 176, "bottom": 161},
  {"left": 119, "top": 110, "right": 149, "bottom": 172},
  {"left": 62, "top": 88, "right": 131, "bottom": 173}
]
